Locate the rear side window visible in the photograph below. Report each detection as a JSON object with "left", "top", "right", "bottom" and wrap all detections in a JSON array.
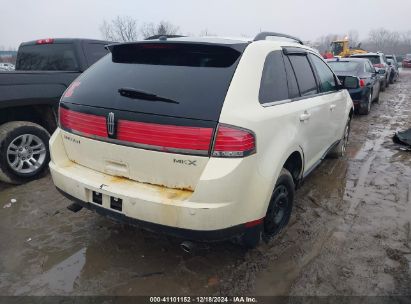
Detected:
[
  {"left": 288, "top": 55, "right": 318, "bottom": 96},
  {"left": 284, "top": 56, "right": 300, "bottom": 99},
  {"left": 309, "top": 54, "right": 337, "bottom": 93},
  {"left": 365, "top": 62, "right": 374, "bottom": 73},
  {"left": 84, "top": 43, "right": 109, "bottom": 66},
  {"left": 16, "top": 43, "right": 79, "bottom": 71},
  {"left": 259, "top": 51, "right": 289, "bottom": 104}
]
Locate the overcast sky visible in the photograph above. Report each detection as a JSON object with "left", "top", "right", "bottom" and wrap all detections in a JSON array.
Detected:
[{"left": 1, "top": 0, "right": 411, "bottom": 48}]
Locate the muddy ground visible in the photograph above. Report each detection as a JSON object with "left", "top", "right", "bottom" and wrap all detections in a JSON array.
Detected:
[{"left": 0, "top": 71, "right": 410, "bottom": 297}]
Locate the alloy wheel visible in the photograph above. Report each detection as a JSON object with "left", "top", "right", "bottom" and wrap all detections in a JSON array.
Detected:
[{"left": 6, "top": 134, "right": 47, "bottom": 174}]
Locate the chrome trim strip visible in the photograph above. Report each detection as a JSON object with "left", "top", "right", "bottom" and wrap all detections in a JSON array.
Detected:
[{"left": 61, "top": 128, "right": 210, "bottom": 157}]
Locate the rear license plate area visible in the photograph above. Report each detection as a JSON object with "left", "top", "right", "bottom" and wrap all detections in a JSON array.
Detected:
[
  {"left": 110, "top": 197, "right": 123, "bottom": 211},
  {"left": 92, "top": 191, "right": 103, "bottom": 205}
]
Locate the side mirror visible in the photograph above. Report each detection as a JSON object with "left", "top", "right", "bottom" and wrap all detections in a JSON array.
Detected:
[{"left": 342, "top": 76, "right": 358, "bottom": 89}]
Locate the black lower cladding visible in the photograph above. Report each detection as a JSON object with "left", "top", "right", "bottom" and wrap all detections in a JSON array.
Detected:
[{"left": 56, "top": 187, "right": 252, "bottom": 241}]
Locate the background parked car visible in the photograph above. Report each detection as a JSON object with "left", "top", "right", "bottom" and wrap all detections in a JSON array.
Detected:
[
  {"left": 0, "top": 63, "right": 15, "bottom": 71},
  {"left": 327, "top": 57, "right": 380, "bottom": 115},
  {"left": 0, "top": 38, "right": 111, "bottom": 184},
  {"left": 403, "top": 54, "right": 411, "bottom": 68},
  {"left": 386, "top": 54, "right": 399, "bottom": 69},
  {"left": 387, "top": 58, "right": 399, "bottom": 83},
  {"left": 350, "top": 52, "right": 390, "bottom": 91}
]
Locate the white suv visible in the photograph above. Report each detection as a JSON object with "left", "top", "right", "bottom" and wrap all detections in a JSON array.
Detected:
[{"left": 50, "top": 32, "right": 354, "bottom": 247}]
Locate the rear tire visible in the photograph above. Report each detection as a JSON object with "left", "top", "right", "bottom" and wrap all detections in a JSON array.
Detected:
[
  {"left": 380, "top": 80, "right": 386, "bottom": 92},
  {"left": 0, "top": 121, "right": 50, "bottom": 184},
  {"left": 241, "top": 168, "right": 295, "bottom": 248},
  {"left": 358, "top": 92, "right": 372, "bottom": 115},
  {"left": 262, "top": 168, "right": 295, "bottom": 240},
  {"left": 328, "top": 118, "right": 351, "bottom": 159},
  {"left": 374, "top": 90, "right": 380, "bottom": 103},
  {"left": 390, "top": 73, "right": 395, "bottom": 84}
]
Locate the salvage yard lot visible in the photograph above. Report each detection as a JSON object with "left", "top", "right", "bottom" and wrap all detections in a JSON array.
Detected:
[{"left": 1, "top": 71, "right": 411, "bottom": 296}]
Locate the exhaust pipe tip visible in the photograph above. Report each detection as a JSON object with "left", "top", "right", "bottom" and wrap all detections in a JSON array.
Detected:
[{"left": 180, "top": 241, "right": 195, "bottom": 253}]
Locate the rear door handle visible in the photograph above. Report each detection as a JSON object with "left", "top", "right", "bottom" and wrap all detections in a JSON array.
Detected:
[
  {"left": 299, "top": 112, "right": 311, "bottom": 122},
  {"left": 330, "top": 104, "right": 336, "bottom": 111}
]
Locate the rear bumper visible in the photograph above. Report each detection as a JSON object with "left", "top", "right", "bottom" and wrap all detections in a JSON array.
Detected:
[
  {"left": 49, "top": 159, "right": 263, "bottom": 235},
  {"left": 56, "top": 187, "right": 252, "bottom": 241},
  {"left": 348, "top": 88, "right": 369, "bottom": 109}
]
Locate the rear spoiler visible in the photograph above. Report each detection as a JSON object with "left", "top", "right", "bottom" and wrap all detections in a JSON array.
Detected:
[{"left": 105, "top": 41, "right": 247, "bottom": 55}]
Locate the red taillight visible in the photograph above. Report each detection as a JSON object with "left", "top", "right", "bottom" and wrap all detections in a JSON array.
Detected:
[
  {"left": 117, "top": 120, "right": 213, "bottom": 155},
  {"left": 359, "top": 79, "right": 366, "bottom": 88},
  {"left": 212, "top": 124, "right": 256, "bottom": 158},
  {"left": 58, "top": 108, "right": 256, "bottom": 158},
  {"left": 59, "top": 108, "right": 108, "bottom": 138},
  {"left": 36, "top": 38, "right": 54, "bottom": 44}
]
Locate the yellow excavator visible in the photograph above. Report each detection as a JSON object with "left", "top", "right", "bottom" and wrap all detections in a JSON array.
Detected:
[{"left": 323, "top": 38, "right": 368, "bottom": 58}]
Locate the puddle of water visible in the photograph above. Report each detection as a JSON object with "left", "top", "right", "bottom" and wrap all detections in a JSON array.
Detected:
[{"left": 15, "top": 248, "right": 86, "bottom": 295}]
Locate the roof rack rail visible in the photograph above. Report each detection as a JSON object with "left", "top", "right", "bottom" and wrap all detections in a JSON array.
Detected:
[
  {"left": 254, "top": 32, "right": 303, "bottom": 45},
  {"left": 145, "top": 35, "right": 186, "bottom": 41}
]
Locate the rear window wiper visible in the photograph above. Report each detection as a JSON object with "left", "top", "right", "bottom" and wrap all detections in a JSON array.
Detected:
[{"left": 118, "top": 88, "right": 179, "bottom": 104}]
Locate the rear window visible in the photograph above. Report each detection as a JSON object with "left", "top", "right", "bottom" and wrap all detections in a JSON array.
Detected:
[
  {"left": 62, "top": 43, "right": 244, "bottom": 121},
  {"left": 328, "top": 61, "right": 361, "bottom": 72},
  {"left": 353, "top": 56, "right": 380, "bottom": 65},
  {"left": 16, "top": 43, "right": 79, "bottom": 71},
  {"left": 406, "top": 54, "right": 411, "bottom": 59}
]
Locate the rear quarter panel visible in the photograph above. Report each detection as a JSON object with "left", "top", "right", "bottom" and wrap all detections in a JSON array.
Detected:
[{"left": 218, "top": 42, "right": 306, "bottom": 213}]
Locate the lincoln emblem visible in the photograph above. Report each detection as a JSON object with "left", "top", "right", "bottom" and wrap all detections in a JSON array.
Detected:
[{"left": 107, "top": 112, "right": 115, "bottom": 136}]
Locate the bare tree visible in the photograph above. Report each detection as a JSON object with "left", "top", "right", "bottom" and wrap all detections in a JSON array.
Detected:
[
  {"left": 141, "top": 21, "right": 180, "bottom": 39},
  {"left": 402, "top": 31, "right": 411, "bottom": 50},
  {"left": 367, "top": 28, "right": 401, "bottom": 54},
  {"left": 348, "top": 30, "right": 360, "bottom": 48},
  {"left": 100, "top": 16, "right": 139, "bottom": 42}
]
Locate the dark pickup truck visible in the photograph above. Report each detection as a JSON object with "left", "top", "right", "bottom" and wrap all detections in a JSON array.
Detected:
[{"left": 0, "top": 38, "right": 111, "bottom": 184}]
